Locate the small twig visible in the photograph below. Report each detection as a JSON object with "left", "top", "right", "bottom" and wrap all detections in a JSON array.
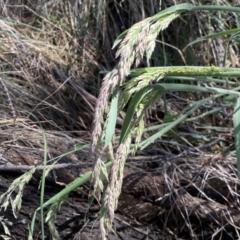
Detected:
[
  {"left": 198, "top": 137, "right": 226, "bottom": 150},
  {"left": 0, "top": 163, "right": 93, "bottom": 172}
]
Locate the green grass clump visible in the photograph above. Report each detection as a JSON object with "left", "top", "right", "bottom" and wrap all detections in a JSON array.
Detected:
[{"left": 91, "top": 3, "right": 240, "bottom": 239}]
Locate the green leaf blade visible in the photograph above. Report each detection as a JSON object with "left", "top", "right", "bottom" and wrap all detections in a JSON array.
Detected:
[
  {"left": 104, "top": 88, "right": 119, "bottom": 146},
  {"left": 233, "top": 97, "right": 240, "bottom": 179}
]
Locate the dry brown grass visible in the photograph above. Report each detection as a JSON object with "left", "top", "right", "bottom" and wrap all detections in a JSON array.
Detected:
[
  {"left": 0, "top": 0, "right": 102, "bottom": 136},
  {"left": 121, "top": 152, "right": 240, "bottom": 239}
]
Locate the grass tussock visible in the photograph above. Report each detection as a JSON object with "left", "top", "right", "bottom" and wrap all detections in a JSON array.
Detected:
[
  {"left": 0, "top": 0, "right": 102, "bottom": 135},
  {"left": 91, "top": 2, "right": 240, "bottom": 239}
]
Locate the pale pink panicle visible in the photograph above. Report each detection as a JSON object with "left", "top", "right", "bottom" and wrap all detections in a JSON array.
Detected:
[{"left": 100, "top": 137, "right": 131, "bottom": 236}]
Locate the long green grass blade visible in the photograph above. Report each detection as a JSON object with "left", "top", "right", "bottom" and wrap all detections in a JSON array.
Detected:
[
  {"left": 233, "top": 97, "right": 240, "bottom": 179},
  {"left": 130, "top": 66, "right": 240, "bottom": 78},
  {"left": 139, "top": 96, "right": 212, "bottom": 150},
  {"left": 191, "top": 5, "right": 240, "bottom": 13},
  {"left": 26, "top": 113, "right": 48, "bottom": 239},
  {"left": 120, "top": 85, "right": 164, "bottom": 143},
  {"left": 164, "top": 76, "right": 237, "bottom": 85},
  {"left": 104, "top": 86, "right": 119, "bottom": 146},
  {"left": 41, "top": 161, "right": 113, "bottom": 209},
  {"left": 112, "top": 30, "right": 128, "bottom": 49},
  {"left": 28, "top": 211, "right": 37, "bottom": 240},
  {"left": 40, "top": 129, "right": 47, "bottom": 240},
  {"left": 29, "top": 160, "right": 114, "bottom": 239},
  {"left": 153, "top": 83, "right": 240, "bottom": 96},
  {"left": 120, "top": 87, "right": 152, "bottom": 143},
  {"left": 139, "top": 84, "right": 240, "bottom": 150},
  {"left": 185, "top": 28, "right": 240, "bottom": 49},
  {"left": 150, "top": 3, "right": 191, "bottom": 20}
]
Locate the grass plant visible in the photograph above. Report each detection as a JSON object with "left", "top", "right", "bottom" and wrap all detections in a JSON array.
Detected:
[
  {"left": 91, "top": 3, "right": 240, "bottom": 239},
  {"left": 1, "top": 1, "right": 240, "bottom": 239}
]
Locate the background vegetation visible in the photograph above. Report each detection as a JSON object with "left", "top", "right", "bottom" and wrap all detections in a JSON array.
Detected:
[{"left": 0, "top": 0, "right": 240, "bottom": 239}]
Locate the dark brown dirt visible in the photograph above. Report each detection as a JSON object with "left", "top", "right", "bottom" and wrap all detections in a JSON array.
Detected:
[
  {"left": 0, "top": 145, "right": 240, "bottom": 239},
  {"left": 0, "top": 172, "right": 164, "bottom": 239},
  {"left": 0, "top": 146, "right": 164, "bottom": 239}
]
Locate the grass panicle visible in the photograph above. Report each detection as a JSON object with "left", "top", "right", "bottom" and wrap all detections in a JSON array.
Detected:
[
  {"left": 91, "top": 9, "right": 189, "bottom": 232},
  {"left": 100, "top": 137, "right": 131, "bottom": 238}
]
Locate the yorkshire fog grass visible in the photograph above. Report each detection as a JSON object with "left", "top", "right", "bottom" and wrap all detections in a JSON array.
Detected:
[
  {"left": 1, "top": 1, "right": 240, "bottom": 239},
  {"left": 92, "top": 3, "right": 240, "bottom": 239}
]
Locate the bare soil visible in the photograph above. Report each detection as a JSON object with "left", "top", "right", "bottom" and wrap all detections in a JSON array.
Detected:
[{"left": 0, "top": 145, "right": 239, "bottom": 239}]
